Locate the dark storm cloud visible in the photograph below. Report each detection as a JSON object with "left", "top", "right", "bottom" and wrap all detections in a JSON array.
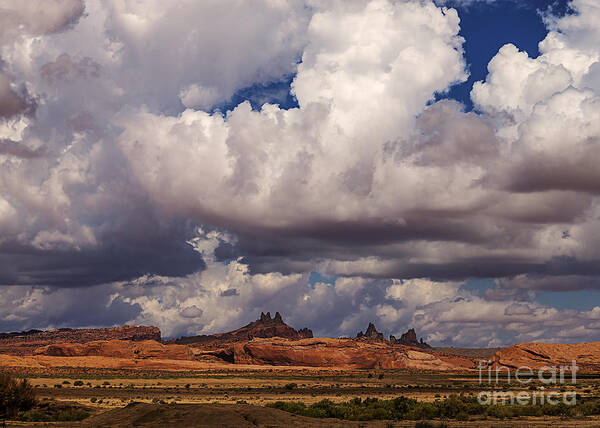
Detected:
[
  {"left": 0, "top": 219, "right": 204, "bottom": 287},
  {"left": 501, "top": 149, "right": 600, "bottom": 194},
  {"left": 497, "top": 274, "right": 600, "bottom": 292},
  {"left": 40, "top": 53, "right": 101, "bottom": 83},
  {"left": 0, "top": 74, "right": 36, "bottom": 118},
  {"left": 404, "top": 100, "right": 499, "bottom": 166},
  {"left": 0, "top": 139, "right": 43, "bottom": 158},
  {"left": 0, "top": 284, "right": 141, "bottom": 332}
]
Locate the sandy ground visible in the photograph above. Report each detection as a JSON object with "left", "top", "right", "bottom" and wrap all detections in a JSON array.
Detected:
[{"left": 3, "top": 365, "right": 600, "bottom": 426}]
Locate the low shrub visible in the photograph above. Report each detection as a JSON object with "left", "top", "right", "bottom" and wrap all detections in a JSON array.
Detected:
[
  {"left": 267, "top": 393, "right": 600, "bottom": 422},
  {"left": 18, "top": 409, "right": 51, "bottom": 422},
  {"left": 0, "top": 373, "right": 36, "bottom": 418},
  {"left": 56, "top": 409, "right": 89, "bottom": 421}
]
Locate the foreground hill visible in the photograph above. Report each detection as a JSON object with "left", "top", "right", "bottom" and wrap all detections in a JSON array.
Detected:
[
  {"left": 80, "top": 402, "right": 600, "bottom": 428},
  {"left": 82, "top": 402, "right": 404, "bottom": 427}
]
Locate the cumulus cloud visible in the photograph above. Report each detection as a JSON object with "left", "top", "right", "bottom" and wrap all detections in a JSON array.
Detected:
[
  {"left": 100, "top": 0, "right": 310, "bottom": 113},
  {"left": 0, "top": 0, "right": 84, "bottom": 43},
  {"left": 109, "top": 0, "right": 600, "bottom": 287},
  {"left": 0, "top": 0, "right": 599, "bottom": 345},
  {"left": 115, "top": 0, "right": 480, "bottom": 279},
  {"left": 0, "top": 0, "right": 84, "bottom": 119},
  {"left": 3, "top": 231, "right": 600, "bottom": 347}
]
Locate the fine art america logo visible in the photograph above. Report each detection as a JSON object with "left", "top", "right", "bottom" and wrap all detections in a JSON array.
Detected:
[{"left": 477, "top": 360, "right": 579, "bottom": 406}]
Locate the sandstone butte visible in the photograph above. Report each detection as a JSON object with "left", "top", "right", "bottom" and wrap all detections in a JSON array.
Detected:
[
  {"left": 2, "top": 314, "right": 600, "bottom": 372},
  {"left": 170, "top": 311, "right": 313, "bottom": 347}
]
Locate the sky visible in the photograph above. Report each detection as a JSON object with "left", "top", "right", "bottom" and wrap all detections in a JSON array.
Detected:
[{"left": 1, "top": 0, "right": 600, "bottom": 347}]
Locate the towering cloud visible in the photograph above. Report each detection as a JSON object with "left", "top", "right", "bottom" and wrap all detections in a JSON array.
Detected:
[{"left": 0, "top": 0, "right": 599, "bottom": 345}]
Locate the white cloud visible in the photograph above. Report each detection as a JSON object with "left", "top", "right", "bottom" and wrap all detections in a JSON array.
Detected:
[
  {"left": 97, "top": 0, "right": 310, "bottom": 112},
  {"left": 0, "top": 0, "right": 84, "bottom": 44},
  {"left": 115, "top": 0, "right": 475, "bottom": 251},
  {"left": 1, "top": 0, "right": 600, "bottom": 341}
]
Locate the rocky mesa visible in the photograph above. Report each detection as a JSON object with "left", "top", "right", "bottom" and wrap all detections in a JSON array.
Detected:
[
  {"left": 0, "top": 325, "right": 161, "bottom": 356},
  {"left": 227, "top": 337, "right": 472, "bottom": 370},
  {"left": 171, "top": 312, "right": 313, "bottom": 347},
  {"left": 33, "top": 339, "right": 194, "bottom": 360}
]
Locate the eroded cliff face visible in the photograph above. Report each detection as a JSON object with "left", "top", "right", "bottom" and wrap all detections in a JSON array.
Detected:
[
  {"left": 491, "top": 342, "right": 600, "bottom": 372},
  {"left": 0, "top": 325, "right": 162, "bottom": 356},
  {"left": 356, "top": 323, "right": 431, "bottom": 349},
  {"left": 229, "top": 337, "right": 472, "bottom": 370},
  {"left": 33, "top": 339, "right": 193, "bottom": 360},
  {"left": 171, "top": 312, "right": 313, "bottom": 347},
  {"left": 9, "top": 314, "right": 600, "bottom": 373},
  {"left": 390, "top": 328, "right": 431, "bottom": 349},
  {"left": 356, "top": 323, "right": 385, "bottom": 341}
]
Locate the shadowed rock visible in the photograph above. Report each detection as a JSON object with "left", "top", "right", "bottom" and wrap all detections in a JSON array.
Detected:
[
  {"left": 390, "top": 328, "right": 431, "bottom": 348},
  {"left": 172, "top": 312, "right": 313, "bottom": 346},
  {"left": 356, "top": 322, "right": 385, "bottom": 341}
]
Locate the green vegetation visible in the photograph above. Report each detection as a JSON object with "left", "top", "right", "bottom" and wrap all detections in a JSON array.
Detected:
[
  {"left": 55, "top": 408, "right": 90, "bottom": 421},
  {"left": 1, "top": 373, "right": 88, "bottom": 422},
  {"left": 0, "top": 372, "right": 36, "bottom": 417},
  {"left": 19, "top": 407, "right": 89, "bottom": 422},
  {"left": 267, "top": 394, "right": 600, "bottom": 422}
]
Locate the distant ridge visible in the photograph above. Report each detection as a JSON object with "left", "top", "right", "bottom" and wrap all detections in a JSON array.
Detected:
[{"left": 0, "top": 325, "right": 161, "bottom": 356}]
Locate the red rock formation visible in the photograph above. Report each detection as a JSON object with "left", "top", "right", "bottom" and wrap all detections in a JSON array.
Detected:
[
  {"left": 390, "top": 328, "right": 431, "bottom": 349},
  {"left": 356, "top": 323, "right": 431, "bottom": 349},
  {"left": 356, "top": 323, "right": 385, "bottom": 341},
  {"left": 229, "top": 337, "right": 473, "bottom": 370},
  {"left": 491, "top": 341, "right": 600, "bottom": 372},
  {"left": 172, "top": 312, "right": 313, "bottom": 346},
  {"left": 34, "top": 339, "right": 193, "bottom": 360},
  {"left": 0, "top": 325, "right": 161, "bottom": 356}
]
